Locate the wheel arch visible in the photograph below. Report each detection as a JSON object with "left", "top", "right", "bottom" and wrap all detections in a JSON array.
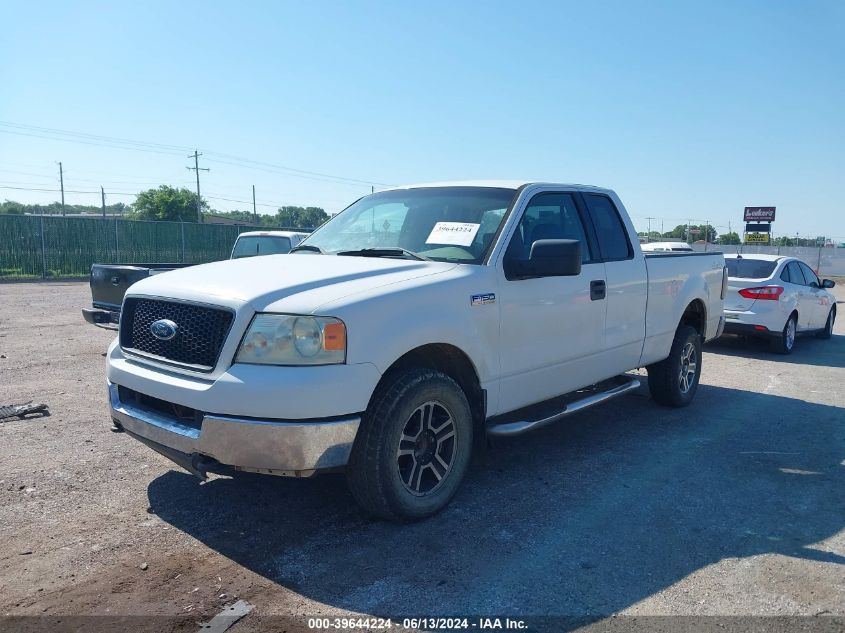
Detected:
[
  {"left": 371, "top": 343, "right": 486, "bottom": 436},
  {"left": 680, "top": 299, "right": 707, "bottom": 337}
]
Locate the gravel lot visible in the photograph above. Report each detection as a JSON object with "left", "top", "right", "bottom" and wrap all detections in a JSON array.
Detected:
[{"left": 1, "top": 281, "right": 843, "bottom": 631}]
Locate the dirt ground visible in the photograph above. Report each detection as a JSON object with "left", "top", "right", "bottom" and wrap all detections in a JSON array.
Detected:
[{"left": 1, "top": 281, "right": 843, "bottom": 632}]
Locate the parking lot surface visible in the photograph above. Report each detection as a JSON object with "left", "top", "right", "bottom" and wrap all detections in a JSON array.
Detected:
[{"left": 1, "top": 281, "right": 843, "bottom": 630}]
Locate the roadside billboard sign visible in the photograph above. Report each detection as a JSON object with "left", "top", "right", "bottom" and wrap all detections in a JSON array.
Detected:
[
  {"left": 744, "top": 207, "right": 776, "bottom": 222},
  {"left": 746, "top": 223, "right": 772, "bottom": 233},
  {"left": 745, "top": 232, "right": 770, "bottom": 244}
]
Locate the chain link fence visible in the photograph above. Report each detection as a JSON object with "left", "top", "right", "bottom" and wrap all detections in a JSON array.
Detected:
[{"left": 0, "top": 215, "right": 308, "bottom": 280}]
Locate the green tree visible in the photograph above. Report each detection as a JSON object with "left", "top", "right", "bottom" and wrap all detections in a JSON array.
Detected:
[
  {"left": 662, "top": 224, "right": 715, "bottom": 243},
  {"left": 275, "top": 206, "right": 328, "bottom": 228},
  {"left": 131, "top": 186, "right": 207, "bottom": 222},
  {"left": 0, "top": 200, "right": 129, "bottom": 215},
  {"left": 720, "top": 231, "right": 741, "bottom": 245}
]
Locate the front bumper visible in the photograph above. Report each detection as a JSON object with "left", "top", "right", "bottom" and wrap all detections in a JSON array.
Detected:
[{"left": 108, "top": 382, "right": 361, "bottom": 477}]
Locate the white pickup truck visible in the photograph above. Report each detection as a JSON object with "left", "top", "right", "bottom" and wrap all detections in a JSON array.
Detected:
[{"left": 106, "top": 181, "right": 726, "bottom": 520}]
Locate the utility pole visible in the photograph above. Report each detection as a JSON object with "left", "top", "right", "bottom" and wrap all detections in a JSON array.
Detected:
[
  {"left": 252, "top": 185, "right": 257, "bottom": 224},
  {"left": 186, "top": 150, "right": 209, "bottom": 223},
  {"left": 101, "top": 186, "right": 106, "bottom": 218},
  {"left": 645, "top": 216, "right": 655, "bottom": 242},
  {"left": 705, "top": 219, "right": 710, "bottom": 251},
  {"left": 58, "top": 161, "right": 65, "bottom": 215}
]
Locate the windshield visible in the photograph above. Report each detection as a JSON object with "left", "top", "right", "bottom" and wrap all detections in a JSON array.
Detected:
[
  {"left": 726, "top": 258, "right": 778, "bottom": 279},
  {"left": 231, "top": 235, "right": 292, "bottom": 259},
  {"left": 299, "top": 187, "right": 518, "bottom": 264}
]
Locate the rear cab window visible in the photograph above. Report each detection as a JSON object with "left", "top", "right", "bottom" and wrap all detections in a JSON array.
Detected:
[
  {"left": 231, "top": 235, "right": 292, "bottom": 259},
  {"left": 583, "top": 194, "right": 632, "bottom": 261},
  {"left": 726, "top": 259, "right": 777, "bottom": 279}
]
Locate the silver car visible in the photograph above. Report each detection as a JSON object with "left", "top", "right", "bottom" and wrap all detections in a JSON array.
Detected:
[{"left": 722, "top": 254, "right": 837, "bottom": 353}]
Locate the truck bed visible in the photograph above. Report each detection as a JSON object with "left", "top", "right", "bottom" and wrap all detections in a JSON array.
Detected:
[{"left": 83, "top": 263, "right": 193, "bottom": 328}]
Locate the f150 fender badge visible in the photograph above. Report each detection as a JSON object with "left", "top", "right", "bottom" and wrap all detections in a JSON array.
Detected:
[
  {"left": 471, "top": 293, "right": 496, "bottom": 306},
  {"left": 150, "top": 319, "right": 178, "bottom": 341}
]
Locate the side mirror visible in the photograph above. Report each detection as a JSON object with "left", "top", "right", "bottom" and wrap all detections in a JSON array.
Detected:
[
  {"left": 511, "top": 239, "right": 582, "bottom": 279},
  {"left": 822, "top": 279, "right": 835, "bottom": 289}
]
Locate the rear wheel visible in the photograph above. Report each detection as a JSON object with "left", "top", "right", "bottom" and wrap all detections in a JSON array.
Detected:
[
  {"left": 816, "top": 308, "right": 835, "bottom": 340},
  {"left": 647, "top": 325, "right": 702, "bottom": 407},
  {"left": 346, "top": 368, "right": 473, "bottom": 521},
  {"left": 771, "top": 314, "right": 797, "bottom": 354}
]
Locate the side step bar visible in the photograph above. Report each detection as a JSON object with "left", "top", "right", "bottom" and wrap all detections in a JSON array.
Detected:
[{"left": 486, "top": 376, "right": 641, "bottom": 438}]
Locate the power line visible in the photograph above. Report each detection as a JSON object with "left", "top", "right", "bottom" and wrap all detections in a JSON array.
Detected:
[
  {"left": 0, "top": 120, "right": 389, "bottom": 187},
  {"left": 0, "top": 184, "right": 137, "bottom": 196}
]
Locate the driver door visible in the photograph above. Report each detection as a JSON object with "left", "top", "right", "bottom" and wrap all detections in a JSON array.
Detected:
[{"left": 495, "top": 190, "right": 607, "bottom": 413}]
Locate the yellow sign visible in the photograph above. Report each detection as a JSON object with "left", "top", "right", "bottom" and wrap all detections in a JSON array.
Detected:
[{"left": 745, "top": 233, "right": 770, "bottom": 244}]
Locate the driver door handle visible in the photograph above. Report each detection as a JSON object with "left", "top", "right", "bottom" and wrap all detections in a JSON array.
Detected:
[{"left": 590, "top": 280, "right": 606, "bottom": 301}]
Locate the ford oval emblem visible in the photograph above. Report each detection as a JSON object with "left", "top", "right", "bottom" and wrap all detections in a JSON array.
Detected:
[{"left": 150, "top": 319, "right": 178, "bottom": 341}]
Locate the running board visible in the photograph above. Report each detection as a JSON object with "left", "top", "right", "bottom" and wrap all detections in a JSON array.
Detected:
[{"left": 486, "top": 376, "right": 641, "bottom": 437}]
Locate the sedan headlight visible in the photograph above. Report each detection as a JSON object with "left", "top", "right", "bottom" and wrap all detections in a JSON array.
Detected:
[{"left": 236, "top": 314, "right": 346, "bottom": 365}]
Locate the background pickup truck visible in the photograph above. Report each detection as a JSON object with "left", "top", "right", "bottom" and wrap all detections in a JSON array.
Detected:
[
  {"left": 82, "top": 230, "right": 309, "bottom": 328},
  {"left": 105, "top": 181, "right": 726, "bottom": 520}
]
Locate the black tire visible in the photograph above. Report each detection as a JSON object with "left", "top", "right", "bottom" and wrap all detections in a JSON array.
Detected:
[
  {"left": 647, "top": 325, "right": 702, "bottom": 407},
  {"left": 771, "top": 313, "right": 797, "bottom": 354},
  {"left": 346, "top": 368, "right": 473, "bottom": 521},
  {"left": 816, "top": 308, "right": 835, "bottom": 340}
]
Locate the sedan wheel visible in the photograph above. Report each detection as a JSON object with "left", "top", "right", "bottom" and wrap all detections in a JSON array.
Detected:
[{"left": 771, "top": 314, "right": 797, "bottom": 355}]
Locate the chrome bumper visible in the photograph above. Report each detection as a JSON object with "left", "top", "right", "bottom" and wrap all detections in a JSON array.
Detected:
[{"left": 108, "top": 382, "right": 360, "bottom": 477}]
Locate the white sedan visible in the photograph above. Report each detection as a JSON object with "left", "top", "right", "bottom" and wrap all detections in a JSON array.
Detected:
[{"left": 722, "top": 254, "right": 837, "bottom": 353}]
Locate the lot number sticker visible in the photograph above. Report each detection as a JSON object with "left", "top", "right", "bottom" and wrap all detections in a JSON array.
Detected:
[{"left": 425, "top": 222, "right": 480, "bottom": 247}]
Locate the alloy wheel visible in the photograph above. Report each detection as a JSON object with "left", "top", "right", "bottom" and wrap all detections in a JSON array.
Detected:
[
  {"left": 396, "top": 401, "right": 456, "bottom": 496},
  {"left": 678, "top": 342, "right": 697, "bottom": 394}
]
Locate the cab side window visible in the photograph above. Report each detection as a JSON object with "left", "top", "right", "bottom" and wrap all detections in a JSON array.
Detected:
[
  {"left": 583, "top": 194, "right": 633, "bottom": 261},
  {"left": 504, "top": 192, "right": 592, "bottom": 266}
]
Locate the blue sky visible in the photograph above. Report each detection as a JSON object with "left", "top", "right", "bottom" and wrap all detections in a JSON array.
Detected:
[{"left": 1, "top": 1, "right": 843, "bottom": 239}]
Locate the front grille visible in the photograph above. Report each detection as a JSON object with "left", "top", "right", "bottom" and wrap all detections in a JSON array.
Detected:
[{"left": 120, "top": 298, "right": 234, "bottom": 371}]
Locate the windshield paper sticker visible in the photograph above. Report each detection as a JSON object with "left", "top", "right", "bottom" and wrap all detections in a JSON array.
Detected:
[{"left": 425, "top": 222, "right": 480, "bottom": 247}]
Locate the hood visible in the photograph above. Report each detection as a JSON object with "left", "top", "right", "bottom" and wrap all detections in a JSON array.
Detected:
[{"left": 126, "top": 254, "right": 458, "bottom": 314}]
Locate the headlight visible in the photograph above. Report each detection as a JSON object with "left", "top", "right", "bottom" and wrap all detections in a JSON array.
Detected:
[{"left": 236, "top": 314, "right": 346, "bottom": 365}]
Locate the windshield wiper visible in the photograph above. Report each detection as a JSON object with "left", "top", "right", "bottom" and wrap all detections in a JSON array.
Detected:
[
  {"left": 290, "top": 244, "right": 324, "bottom": 254},
  {"left": 337, "top": 248, "right": 430, "bottom": 261}
]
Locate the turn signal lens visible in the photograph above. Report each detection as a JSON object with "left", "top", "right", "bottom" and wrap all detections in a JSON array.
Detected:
[
  {"left": 323, "top": 322, "right": 346, "bottom": 351},
  {"left": 738, "top": 286, "right": 784, "bottom": 301}
]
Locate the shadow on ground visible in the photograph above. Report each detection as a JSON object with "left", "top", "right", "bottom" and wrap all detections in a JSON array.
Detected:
[
  {"left": 148, "top": 384, "right": 845, "bottom": 621},
  {"left": 707, "top": 333, "right": 845, "bottom": 369}
]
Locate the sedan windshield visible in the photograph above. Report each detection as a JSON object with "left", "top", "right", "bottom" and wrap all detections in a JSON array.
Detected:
[{"left": 299, "top": 187, "right": 518, "bottom": 264}]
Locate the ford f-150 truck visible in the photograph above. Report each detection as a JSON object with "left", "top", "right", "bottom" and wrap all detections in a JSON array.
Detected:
[{"left": 106, "top": 182, "right": 726, "bottom": 520}]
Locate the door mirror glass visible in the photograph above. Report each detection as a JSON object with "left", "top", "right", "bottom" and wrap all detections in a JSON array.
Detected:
[
  {"left": 512, "top": 239, "right": 581, "bottom": 278},
  {"left": 822, "top": 279, "right": 836, "bottom": 289}
]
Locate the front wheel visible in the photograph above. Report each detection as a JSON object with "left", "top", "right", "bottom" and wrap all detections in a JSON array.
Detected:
[
  {"left": 816, "top": 308, "right": 835, "bottom": 340},
  {"left": 647, "top": 325, "right": 702, "bottom": 407},
  {"left": 346, "top": 368, "right": 473, "bottom": 521},
  {"left": 771, "top": 314, "right": 797, "bottom": 354}
]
